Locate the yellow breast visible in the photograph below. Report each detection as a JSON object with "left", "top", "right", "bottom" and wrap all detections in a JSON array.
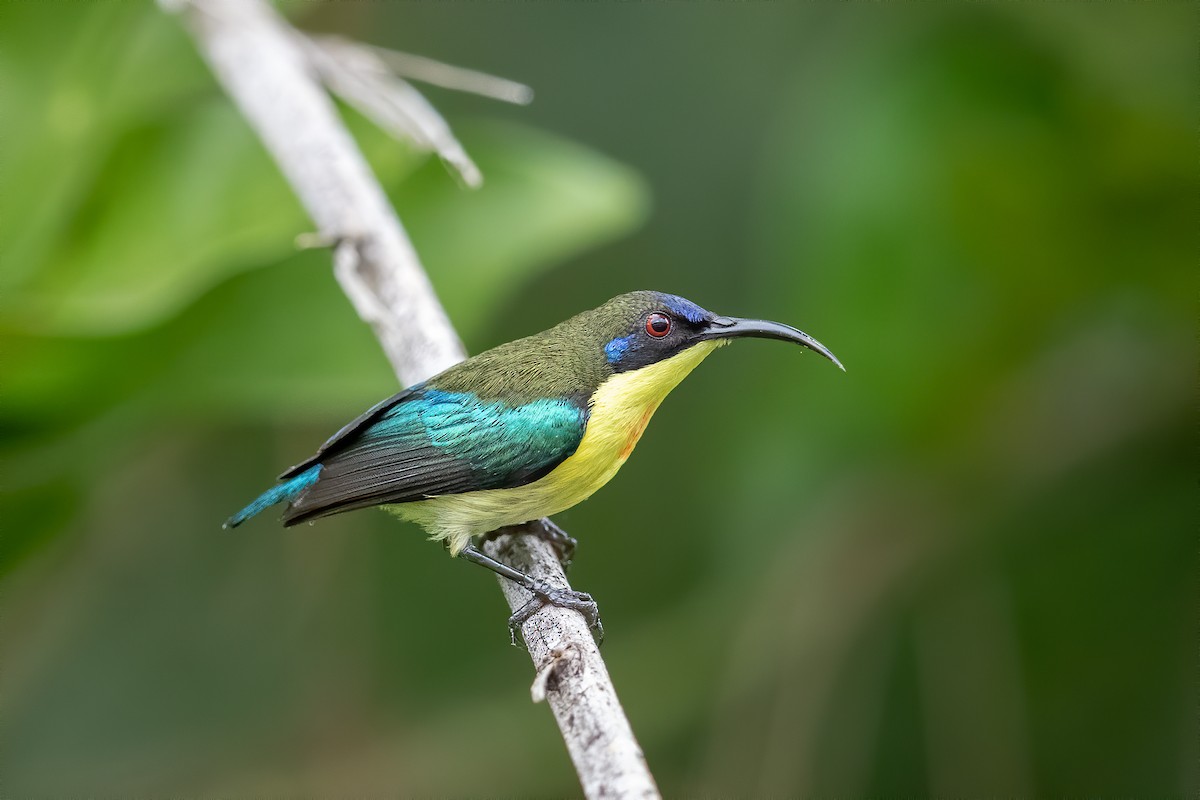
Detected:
[
  {"left": 546, "top": 339, "right": 721, "bottom": 496},
  {"left": 392, "top": 340, "right": 723, "bottom": 554}
]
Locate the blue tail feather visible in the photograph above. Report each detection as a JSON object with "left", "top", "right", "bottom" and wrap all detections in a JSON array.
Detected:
[{"left": 224, "top": 464, "right": 322, "bottom": 529}]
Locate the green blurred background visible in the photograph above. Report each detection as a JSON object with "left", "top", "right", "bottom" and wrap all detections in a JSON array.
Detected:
[{"left": 2, "top": 2, "right": 1193, "bottom": 796}]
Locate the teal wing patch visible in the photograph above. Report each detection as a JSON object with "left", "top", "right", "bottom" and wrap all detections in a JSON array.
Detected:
[{"left": 281, "top": 389, "right": 588, "bottom": 526}]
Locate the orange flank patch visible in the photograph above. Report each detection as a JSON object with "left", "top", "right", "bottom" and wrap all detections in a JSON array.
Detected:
[{"left": 620, "top": 406, "right": 656, "bottom": 460}]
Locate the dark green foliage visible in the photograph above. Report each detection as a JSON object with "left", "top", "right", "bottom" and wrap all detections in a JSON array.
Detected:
[{"left": 3, "top": 2, "right": 1191, "bottom": 797}]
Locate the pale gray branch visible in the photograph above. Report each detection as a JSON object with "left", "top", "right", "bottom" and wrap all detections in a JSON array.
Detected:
[{"left": 164, "top": 0, "right": 658, "bottom": 797}]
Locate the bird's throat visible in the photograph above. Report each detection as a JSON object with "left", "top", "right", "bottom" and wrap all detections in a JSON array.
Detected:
[{"left": 584, "top": 339, "right": 724, "bottom": 468}]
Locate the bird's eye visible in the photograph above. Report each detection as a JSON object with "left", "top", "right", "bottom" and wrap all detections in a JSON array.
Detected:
[{"left": 645, "top": 312, "right": 671, "bottom": 338}]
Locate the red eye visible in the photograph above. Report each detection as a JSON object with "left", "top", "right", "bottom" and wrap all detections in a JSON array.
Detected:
[{"left": 645, "top": 312, "right": 671, "bottom": 338}]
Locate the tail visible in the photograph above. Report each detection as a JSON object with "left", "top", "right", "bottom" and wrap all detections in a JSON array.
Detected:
[{"left": 223, "top": 464, "right": 323, "bottom": 529}]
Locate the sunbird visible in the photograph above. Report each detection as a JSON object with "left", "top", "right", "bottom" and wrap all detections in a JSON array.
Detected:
[{"left": 226, "top": 291, "right": 842, "bottom": 637}]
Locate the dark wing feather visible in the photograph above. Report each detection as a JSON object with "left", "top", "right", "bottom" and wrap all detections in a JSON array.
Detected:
[
  {"left": 279, "top": 385, "right": 422, "bottom": 480},
  {"left": 280, "top": 389, "right": 588, "bottom": 526}
]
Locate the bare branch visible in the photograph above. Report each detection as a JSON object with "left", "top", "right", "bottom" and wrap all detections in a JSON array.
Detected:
[{"left": 164, "top": 0, "right": 658, "bottom": 797}]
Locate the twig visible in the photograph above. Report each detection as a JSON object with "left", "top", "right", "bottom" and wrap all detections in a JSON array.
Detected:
[
  {"left": 163, "top": 1, "right": 659, "bottom": 797},
  {"left": 359, "top": 42, "right": 534, "bottom": 105},
  {"left": 302, "top": 35, "right": 482, "bottom": 188}
]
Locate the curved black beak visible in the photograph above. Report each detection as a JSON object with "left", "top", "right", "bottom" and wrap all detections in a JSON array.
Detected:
[{"left": 700, "top": 316, "right": 845, "bottom": 371}]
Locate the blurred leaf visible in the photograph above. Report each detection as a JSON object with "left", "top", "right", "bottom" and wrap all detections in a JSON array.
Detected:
[
  {"left": 3, "top": 101, "right": 307, "bottom": 336},
  {"left": 0, "top": 104, "right": 434, "bottom": 338},
  {"left": 172, "top": 120, "right": 648, "bottom": 418},
  {"left": 3, "top": 116, "right": 647, "bottom": 431},
  {"left": 392, "top": 119, "right": 650, "bottom": 332},
  {"left": 0, "top": 3, "right": 211, "bottom": 292},
  {"left": 2, "top": 2, "right": 646, "bottom": 342},
  {"left": 0, "top": 1, "right": 437, "bottom": 338}
]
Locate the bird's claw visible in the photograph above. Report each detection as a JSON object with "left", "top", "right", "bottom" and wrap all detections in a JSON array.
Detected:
[
  {"left": 508, "top": 587, "right": 604, "bottom": 648},
  {"left": 535, "top": 518, "right": 578, "bottom": 570},
  {"left": 482, "top": 519, "right": 578, "bottom": 570}
]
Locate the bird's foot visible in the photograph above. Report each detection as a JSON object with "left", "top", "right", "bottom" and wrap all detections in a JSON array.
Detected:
[
  {"left": 533, "top": 518, "right": 577, "bottom": 570},
  {"left": 482, "top": 518, "right": 577, "bottom": 570},
  {"left": 458, "top": 543, "right": 601, "bottom": 647},
  {"left": 508, "top": 584, "right": 604, "bottom": 648}
]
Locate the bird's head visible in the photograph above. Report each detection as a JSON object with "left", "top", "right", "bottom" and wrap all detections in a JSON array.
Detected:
[{"left": 580, "top": 291, "right": 845, "bottom": 374}]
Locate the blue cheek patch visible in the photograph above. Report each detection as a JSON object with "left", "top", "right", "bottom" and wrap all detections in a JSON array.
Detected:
[
  {"left": 605, "top": 335, "right": 633, "bottom": 363},
  {"left": 661, "top": 294, "right": 708, "bottom": 324}
]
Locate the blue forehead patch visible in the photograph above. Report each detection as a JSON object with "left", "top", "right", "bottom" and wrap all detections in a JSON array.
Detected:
[
  {"left": 661, "top": 294, "right": 709, "bottom": 324},
  {"left": 605, "top": 335, "right": 632, "bottom": 363}
]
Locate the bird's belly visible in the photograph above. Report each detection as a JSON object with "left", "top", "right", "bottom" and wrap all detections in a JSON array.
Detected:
[{"left": 391, "top": 341, "right": 721, "bottom": 553}]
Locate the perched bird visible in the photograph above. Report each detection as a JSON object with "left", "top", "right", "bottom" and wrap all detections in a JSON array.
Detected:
[{"left": 226, "top": 291, "right": 843, "bottom": 637}]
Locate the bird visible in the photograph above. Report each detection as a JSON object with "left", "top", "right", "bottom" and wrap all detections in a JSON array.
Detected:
[{"left": 225, "top": 290, "right": 843, "bottom": 639}]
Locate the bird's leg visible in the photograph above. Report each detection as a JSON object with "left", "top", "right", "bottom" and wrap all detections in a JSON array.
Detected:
[
  {"left": 458, "top": 544, "right": 603, "bottom": 647},
  {"left": 480, "top": 518, "right": 577, "bottom": 569}
]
